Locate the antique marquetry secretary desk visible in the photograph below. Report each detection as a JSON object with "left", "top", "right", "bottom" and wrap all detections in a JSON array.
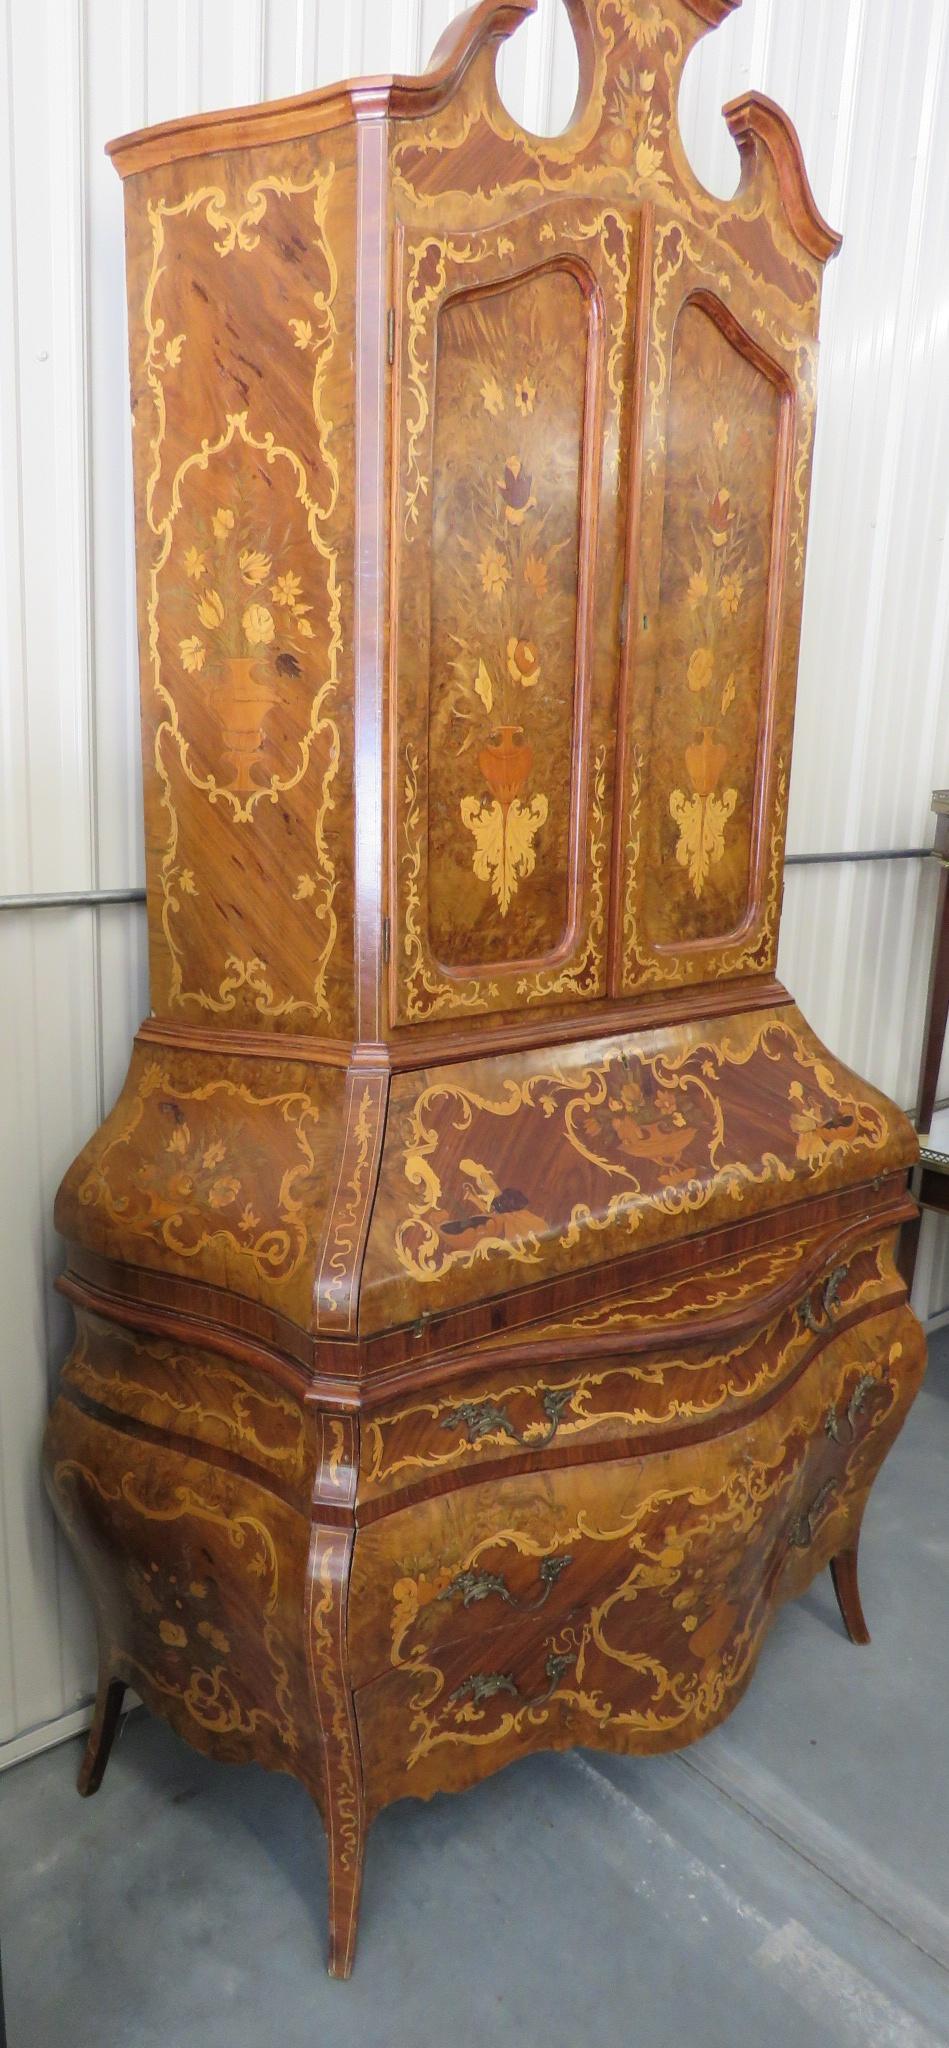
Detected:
[{"left": 45, "top": 0, "right": 923, "bottom": 1980}]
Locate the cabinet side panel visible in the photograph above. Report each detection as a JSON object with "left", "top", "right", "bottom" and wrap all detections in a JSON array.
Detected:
[{"left": 122, "top": 131, "right": 357, "bottom": 1034}]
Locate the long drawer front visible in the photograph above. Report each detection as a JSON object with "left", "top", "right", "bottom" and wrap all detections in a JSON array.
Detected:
[
  {"left": 358, "top": 1224, "right": 905, "bottom": 1510},
  {"left": 351, "top": 1299, "right": 924, "bottom": 1812}
]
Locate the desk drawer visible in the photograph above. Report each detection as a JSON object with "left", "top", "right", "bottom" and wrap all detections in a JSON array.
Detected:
[
  {"left": 59, "top": 1311, "right": 313, "bottom": 1507},
  {"left": 358, "top": 1226, "right": 903, "bottom": 1510},
  {"left": 351, "top": 1298, "right": 923, "bottom": 1799}
]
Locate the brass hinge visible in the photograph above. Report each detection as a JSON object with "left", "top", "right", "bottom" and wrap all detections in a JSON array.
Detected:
[
  {"left": 382, "top": 914, "right": 390, "bottom": 963},
  {"left": 386, "top": 308, "right": 395, "bottom": 365}
]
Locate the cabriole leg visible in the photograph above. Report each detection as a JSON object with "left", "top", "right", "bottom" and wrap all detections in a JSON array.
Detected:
[
  {"left": 829, "top": 1544, "right": 870, "bottom": 1645},
  {"left": 325, "top": 1803, "right": 366, "bottom": 1980},
  {"left": 305, "top": 1427, "right": 367, "bottom": 1978},
  {"left": 77, "top": 1671, "right": 127, "bottom": 1796}
]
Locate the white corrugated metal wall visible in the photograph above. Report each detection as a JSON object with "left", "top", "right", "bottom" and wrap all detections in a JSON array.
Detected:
[{"left": 1, "top": 0, "right": 946, "bottom": 1762}]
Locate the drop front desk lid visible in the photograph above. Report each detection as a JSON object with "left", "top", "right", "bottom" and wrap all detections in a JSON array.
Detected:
[
  {"left": 56, "top": 1000, "right": 917, "bottom": 1362},
  {"left": 359, "top": 1000, "right": 916, "bottom": 1337}
]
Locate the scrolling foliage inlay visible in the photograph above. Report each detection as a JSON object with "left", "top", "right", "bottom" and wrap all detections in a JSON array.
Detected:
[
  {"left": 53, "top": 1435, "right": 302, "bottom": 1759},
  {"left": 56, "top": 1045, "right": 345, "bottom": 1325},
  {"left": 361, "top": 1005, "right": 913, "bottom": 1327},
  {"left": 64, "top": 1319, "right": 309, "bottom": 1490},
  {"left": 392, "top": 1, "right": 826, "bottom": 319},
  {"left": 429, "top": 267, "right": 586, "bottom": 945},
  {"left": 394, "top": 201, "right": 636, "bottom": 1020},
  {"left": 377, "top": 1329, "right": 905, "bottom": 1775},
  {"left": 391, "top": 0, "right": 835, "bottom": 1009},
  {"left": 132, "top": 148, "right": 354, "bottom": 1029},
  {"left": 361, "top": 1239, "right": 893, "bottom": 1494},
  {"left": 654, "top": 301, "right": 782, "bottom": 924}
]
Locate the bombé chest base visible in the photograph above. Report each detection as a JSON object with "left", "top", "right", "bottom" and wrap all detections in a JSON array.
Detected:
[{"left": 44, "top": 1006, "right": 923, "bottom": 1975}]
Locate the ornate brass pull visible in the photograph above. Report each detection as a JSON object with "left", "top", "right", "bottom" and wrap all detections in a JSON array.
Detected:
[
  {"left": 441, "top": 1386, "right": 573, "bottom": 1449},
  {"left": 449, "top": 1670, "right": 518, "bottom": 1707},
  {"left": 823, "top": 1264, "right": 848, "bottom": 1318},
  {"left": 799, "top": 1262, "right": 849, "bottom": 1337},
  {"left": 449, "top": 1650, "right": 574, "bottom": 1711},
  {"left": 438, "top": 1555, "right": 573, "bottom": 1613},
  {"left": 788, "top": 1479, "right": 836, "bottom": 1549},
  {"left": 825, "top": 1371, "right": 883, "bottom": 1446}
]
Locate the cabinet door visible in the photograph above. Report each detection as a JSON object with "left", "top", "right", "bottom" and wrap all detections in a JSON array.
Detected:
[
  {"left": 617, "top": 230, "right": 808, "bottom": 995},
  {"left": 389, "top": 201, "right": 639, "bottom": 1025}
]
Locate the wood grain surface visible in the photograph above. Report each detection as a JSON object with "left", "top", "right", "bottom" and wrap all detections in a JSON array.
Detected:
[{"left": 44, "top": 0, "right": 921, "bottom": 1985}]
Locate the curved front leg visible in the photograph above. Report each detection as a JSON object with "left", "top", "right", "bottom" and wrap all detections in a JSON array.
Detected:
[
  {"left": 77, "top": 1666, "right": 126, "bottom": 1796},
  {"left": 829, "top": 1543, "right": 870, "bottom": 1646},
  {"left": 305, "top": 1416, "right": 367, "bottom": 1979}
]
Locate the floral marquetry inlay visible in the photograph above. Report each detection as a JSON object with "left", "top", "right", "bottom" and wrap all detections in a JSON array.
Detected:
[
  {"left": 163, "top": 423, "right": 329, "bottom": 802},
  {"left": 50, "top": 1417, "right": 308, "bottom": 1766},
  {"left": 127, "top": 141, "right": 357, "bottom": 1033},
  {"left": 618, "top": 210, "right": 806, "bottom": 992},
  {"left": 361, "top": 1005, "right": 917, "bottom": 1330},
  {"left": 427, "top": 269, "right": 587, "bottom": 954},
  {"left": 55, "top": 1046, "right": 348, "bottom": 1328},
  {"left": 651, "top": 302, "right": 783, "bottom": 929},
  {"left": 392, "top": 200, "right": 637, "bottom": 1021},
  {"left": 353, "top": 1318, "right": 915, "bottom": 1788}
]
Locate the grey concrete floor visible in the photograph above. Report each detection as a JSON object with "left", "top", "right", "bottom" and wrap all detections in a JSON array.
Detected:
[{"left": 2, "top": 1338, "right": 948, "bottom": 2048}]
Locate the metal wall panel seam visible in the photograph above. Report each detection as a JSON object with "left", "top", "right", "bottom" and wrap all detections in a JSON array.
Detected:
[
  {"left": 385, "top": 0, "right": 424, "bottom": 73},
  {"left": 788, "top": 7, "right": 895, "bottom": 866},
  {"left": 785, "top": 37, "right": 906, "bottom": 1091},
  {"left": 841, "top": 0, "right": 946, "bottom": 853},
  {"left": 0, "top": 847, "right": 935, "bottom": 911},
  {"left": 70, "top": 0, "right": 107, "bottom": 1132},
  {"left": 824, "top": 0, "right": 867, "bottom": 295},
  {"left": 549, "top": 2, "right": 580, "bottom": 134},
  {"left": 179, "top": 0, "right": 201, "bottom": 117},
  {"left": 51, "top": 0, "right": 102, "bottom": 1708},
  {"left": 86, "top": 0, "right": 146, "bottom": 899},
  {"left": 0, "top": 0, "right": 33, "bottom": 895},
  {"left": 251, "top": 0, "right": 267, "bottom": 102},
  {"left": 292, "top": 0, "right": 319, "bottom": 98},
  {"left": 527, "top": 0, "right": 559, "bottom": 136},
  {"left": 0, "top": 926, "right": 67, "bottom": 1733},
  {"left": 865, "top": 21, "right": 949, "bottom": 857}
]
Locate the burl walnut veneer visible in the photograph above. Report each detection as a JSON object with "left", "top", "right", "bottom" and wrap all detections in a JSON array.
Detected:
[{"left": 44, "top": 0, "right": 923, "bottom": 1979}]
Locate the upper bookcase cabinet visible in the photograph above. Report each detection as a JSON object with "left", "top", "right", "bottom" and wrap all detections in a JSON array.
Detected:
[{"left": 107, "top": 0, "right": 839, "bottom": 1046}]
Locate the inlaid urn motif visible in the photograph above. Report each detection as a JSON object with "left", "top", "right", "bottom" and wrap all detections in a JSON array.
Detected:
[{"left": 210, "top": 656, "right": 281, "bottom": 790}]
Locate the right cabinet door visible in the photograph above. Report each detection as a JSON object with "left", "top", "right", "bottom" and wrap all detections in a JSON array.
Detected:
[{"left": 616, "top": 221, "right": 817, "bottom": 996}]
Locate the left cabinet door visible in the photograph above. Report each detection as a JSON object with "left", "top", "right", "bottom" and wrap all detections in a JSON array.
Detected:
[{"left": 388, "top": 199, "right": 639, "bottom": 1027}]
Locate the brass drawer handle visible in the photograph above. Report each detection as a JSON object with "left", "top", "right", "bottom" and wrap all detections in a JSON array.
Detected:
[
  {"left": 449, "top": 1650, "right": 574, "bottom": 1712},
  {"left": 799, "top": 1261, "right": 849, "bottom": 1337},
  {"left": 823, "top": 1264, "right": 848, "bottom": 1318},
  {"left": 799, "top": 1296, "right": 824, "bottom": 1337},
  {"left": 438, "top": 1555, "right": 573, "bottom": 1613},
  {"left": 825, "top": 1370, "right": 884, "bottom": 1446},
  {"left": 441, "top": 1386, "right": 573, "bottom": 1450},
  {"left": 788, "top": 1479, "right": 836, "bottom": 1549}
]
